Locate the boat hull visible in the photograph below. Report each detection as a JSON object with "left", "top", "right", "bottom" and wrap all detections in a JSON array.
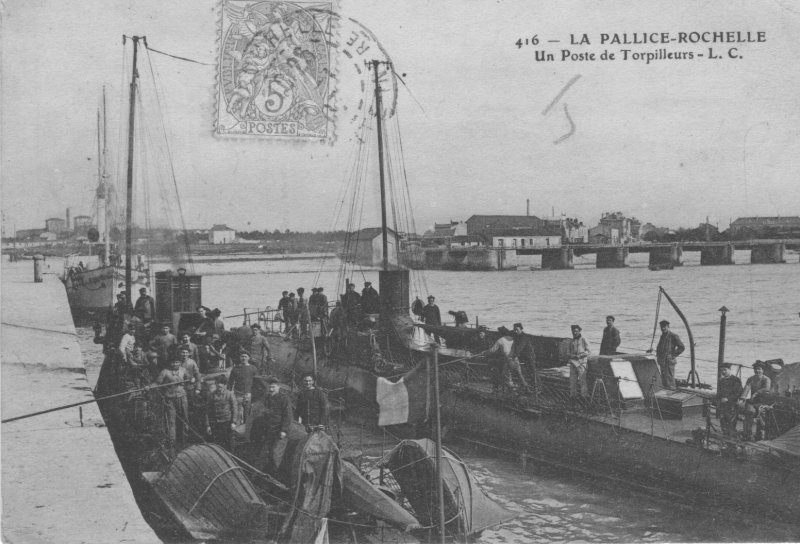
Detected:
[{"left": 62, "top": 265, "right": 150, "bottom": 322}]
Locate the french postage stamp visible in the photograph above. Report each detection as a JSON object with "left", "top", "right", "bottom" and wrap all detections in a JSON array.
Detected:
[{"left": 216, "top": 0, "right": 337, "bottom": 141}]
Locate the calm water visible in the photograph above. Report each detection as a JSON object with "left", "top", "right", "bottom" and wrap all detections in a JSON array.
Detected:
[{"left": 85, "top": 254, "right": 800, "bottom": 542}]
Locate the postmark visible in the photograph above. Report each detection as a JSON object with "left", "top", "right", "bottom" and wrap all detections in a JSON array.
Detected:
[{"left": 216, "top": 0, "right": 337, "bottom": 140}]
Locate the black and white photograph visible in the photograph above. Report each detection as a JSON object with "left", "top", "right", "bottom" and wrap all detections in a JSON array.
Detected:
[{"left": 2, "top": 1, "right": 799, "bottom": 542}]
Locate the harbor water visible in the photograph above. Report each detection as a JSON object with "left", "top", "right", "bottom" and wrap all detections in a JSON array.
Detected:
[{"left": 79, "top": 253, "right": 800, "bottom": 542}]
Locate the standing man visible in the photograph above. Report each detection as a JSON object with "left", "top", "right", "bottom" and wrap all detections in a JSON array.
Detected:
[
  {"left": 277, "top": 291, "right": 290, "bottom": 332},
  {"left": 508, "top": 323, "right": 534, "bottom": 389},
  {"left": 228, "top": 350, "right": 258, "bottom": 423},
  {"left": 421, "top": 295, "right": 442, "bottom": 326},
  {"left": 655, "top": 320, "right": 685, "bottom": 389},
  {"left": 177, "top": 346, "right": 202, "bottom": 399},
  {"left": 134, "top": 287, "right": 155, "bottom": 325},
  {"left": 178, "top": 333, "right": 200, "bottom": 363},
  {"left": 599, "top": 315, "right": 621, "bottom": 356},
  {"left": 718, "top": 363, "right": 743, "bottom": 438},
  {"left": 296, "top": 287, "right": 309, "bottom": 337},
  {"left": 341, "top": 283, "right": 362, "bottom": 326},
  {"left": 740, "top": 361, "right": 772, "bottom": 441},
  {"left": 118, "top": 322, "right": 137, "bottom": 364},
  {"left": 154, "top": 358, "right": 189, "bottom": 455},
  {"left": 361, "top": 281, "right": 380, "bottom": 315},
  {"left": 566, "top": 324, "right": 591, "bottom": 399},
  {"left": 253, "top": 376, "right": 293, "bottom": 474},
  {"left": 204, "top": 375, "right": 239, "bottom": 450},
  {"left": 150, "top": 324, "right": 177, "bottom": 370},
  {"left": 296, "top": 373, "right": 329, "bottom": 430},
  {"left": 247, "top": 323, "right": 273, "bottom": 375}
]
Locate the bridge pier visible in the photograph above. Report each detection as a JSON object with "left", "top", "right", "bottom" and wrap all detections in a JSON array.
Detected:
[
  {"left": 751, "top": 243, "right": 785, "bottom": 264},
  {"left": 541, "top": 248, "right": 574, "bottom": 270},
  {"left": 596, "top": 247, "right": 628, "bottom": 268},
  {"left": 649, "top": 246, "right": 682, "bottom": 268},
  {"left": 700, "top": 243, "right": 735, "bottom": 265}
]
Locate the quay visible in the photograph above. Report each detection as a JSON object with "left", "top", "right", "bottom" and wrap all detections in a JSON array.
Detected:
[
  {"left": 414, "top": 239, "right": 800, "bottom": 270},
  {"left": 1, "top": 261, "right": 159, "bottom": 543}
]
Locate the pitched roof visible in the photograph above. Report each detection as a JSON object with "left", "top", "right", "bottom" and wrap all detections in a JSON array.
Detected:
[
  {"left": 209, "top": 224, "right": 235, "bottom": 231},
  {"left": 731, "top": 216, "right": 800, "bottom": 226}
]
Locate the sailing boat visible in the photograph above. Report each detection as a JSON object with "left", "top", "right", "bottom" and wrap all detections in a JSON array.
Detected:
[{"left": 61, "top": 88, "right": 149, "bottom": 323}]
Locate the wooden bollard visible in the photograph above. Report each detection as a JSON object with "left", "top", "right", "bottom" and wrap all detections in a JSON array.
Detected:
[{"left": 33, "top": 254, "right": 44, "bottom": 283}]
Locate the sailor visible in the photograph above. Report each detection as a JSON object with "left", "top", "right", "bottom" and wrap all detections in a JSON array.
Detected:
[
  {"left": 150, "top": 324, "right": 177, "bottom": 369},
  {"left": 740, "top": 361, "right": 772, "bottom": 441},
  {"left": 566, "top": 324, "right": 591, "bottom": 398},
  {"left": 308, "top": 287, "right": 322, "bottom": 320},
  {"left": 197, "top": 335, "right": 224, "bottom": 373},
  {"left": 154, "top": 358, "right": 189, "bottom": 453},
  {"left": 421, "top": 295, "right": 442, "bottom": 326},
  {"left": 599, "top": 315, "right": 621, "bottom": 356},
  {"left": 361, "top": 281, "right": 380, "bottom": 315},
  {"left": 134, "top": 287, "right": 155, "bottom": 324},
  {"left": 296, "top": 372, "right": 329, "bottom": 430},
  {"left": 125, "top": 343, "right": 151, "bottom": 389},
  {"left": 718, "top": 363, "right": 743, "bottom": 438},
  {"left": 247, "top": 323, "right": 273, "bottom": 375},
  {"left": 284, "top": 292, "right": 299, "bottom": 334},
  {"left": 509, "top": 323, "right": 534, "bottom": 389},
  {"left": 252, "top": 375, "right": 293, "bottom": 474},
  {"left": 296, "top": 287, "right": 309, "bottom": 336},
  {"left": 178, "top": 333, "right": 200, "bottom": 363},
  {"left": 341, "top": 283, "right": 362, "bottom": 326},
  {"left": 655, "top": 320, "right": 685, "bottom": 389},
  {"left": 277, "top": 291, "right": 290, "bottom": 332},
  {"left": 228, "top": 350, "right": 258, "bottom": 423},
  {"left": 118, "top": 322, "right": 137, "bottom": 364},
  {"left": 177, "top": 345, "right": 201, "bottom": 399},
  {"left": 448, "top": 310, "right": 469, "bottom": 327},
  {"left": 488, "top": 326, "right": 527, "bottom": 392},
  {"left": 209, "top": 308, "right": 225, "bottom": 336},
  {"left": 204, "top": 375, "right": 238, "bottom": 450}
]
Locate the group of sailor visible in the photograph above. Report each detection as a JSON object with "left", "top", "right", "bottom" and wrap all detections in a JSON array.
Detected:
[{"left": 718, "top": 361, "right": 773, "bottom": 441}]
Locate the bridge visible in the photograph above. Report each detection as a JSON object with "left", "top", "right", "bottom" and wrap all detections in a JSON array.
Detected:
[{"left": 414, "top": 239, "right": 800, "bottom": 270}]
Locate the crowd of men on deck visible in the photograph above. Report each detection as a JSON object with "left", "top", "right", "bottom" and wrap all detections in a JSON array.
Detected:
[{"left": 105, "top": 287, "right": 329, "bottom": 471}]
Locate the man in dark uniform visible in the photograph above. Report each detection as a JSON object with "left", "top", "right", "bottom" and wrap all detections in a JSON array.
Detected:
[
  {"left": 251, "top": 376, "right": 293, "bottom": 474},
  {"left": 134, "top": 287, "right": 155, "bottom": 325},
  {"left": 655, "top": 320, "right": 685, "bottom": 389},
  {"left": 296, "top": 373, "right": 329, "bottom": 430},
  {"left": 718, "top": 363, "right": 743, "bottom": 438},
  {"left": 509, "top": 323, "right": 534, "bottom": 389},
  {"left": 421, "top": 295, "right": 441, "bottom": 326},
  {"left": 277, "top": 291, "right": 290, "bottom": 332},
  {"left": 599, "top": 315, "right": 621, "bottom": 356},
  {"left": 361, "top": 281, "right": 380, "bottom": 315},
  {"left": 741, "top": 361, "right": 772, "bottom": 441},
  {"left": 341, "top": 283, "right": 362, "bottom": 326}
]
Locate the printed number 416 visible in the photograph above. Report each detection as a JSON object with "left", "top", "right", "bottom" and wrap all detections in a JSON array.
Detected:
[{"left": 516, "top": 35, "right": 539, "bottom": 48}]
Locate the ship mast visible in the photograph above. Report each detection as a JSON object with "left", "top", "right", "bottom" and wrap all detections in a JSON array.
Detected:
[
  {"left": 124, "top": 36, "right": 143, "bottom": 307},
  {"left": 372, "top": 60, "right": 390, "bottom": 271}
]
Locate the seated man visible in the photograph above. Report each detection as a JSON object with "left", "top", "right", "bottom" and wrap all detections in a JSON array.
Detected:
[{"left": 740, "top": 361, "right": 772, "bottom": 441}]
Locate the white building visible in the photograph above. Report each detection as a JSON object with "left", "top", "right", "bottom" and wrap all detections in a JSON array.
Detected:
[{"left": 208, "top": 224, "right": 236, "bottom": 244}]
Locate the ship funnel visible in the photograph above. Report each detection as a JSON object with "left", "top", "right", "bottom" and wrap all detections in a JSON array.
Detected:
[{"left": 379, "top": 269, "right": 410, "bottom": 318}]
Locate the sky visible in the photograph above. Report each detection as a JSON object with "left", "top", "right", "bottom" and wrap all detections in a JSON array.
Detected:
[{"left": 2, "top": 0, "right": 799, "bottom": 233}]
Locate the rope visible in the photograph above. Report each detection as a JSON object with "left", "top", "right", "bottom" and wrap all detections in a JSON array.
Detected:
[{"left": 145, "top": 44, "right": 214, "bottom": 66}]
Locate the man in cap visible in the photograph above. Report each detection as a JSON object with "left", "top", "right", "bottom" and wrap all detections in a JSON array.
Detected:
[
  {"left": 361, "top": 281, "right": 380, "bottom": 315},
  {"left": 421, "top": 295, "right": 442, "bottom": 326},
  {"left": 228, "top": 350, "right": 258, "bottom": 423},
  {"left": 599, "top": 315, "right": 621, "bottom": 356},
  {"left": 566, "top": 324, "right": 591, "bottom": 398},
  {"left": 718, "top": 363, "right": 743, "bottom": 438},
  {"left": 508, "top": 323, "right": 534, "bottom": 389},
  {"left": 655, "top": 320, "right": 685, "bottom": 389},
  {"left": 150, "top": 324, "right": 177, "bottom": 370},
  {"left": 341, "top": 283, "right": 362, "bottom": 326},
  {"left": 154, "top": 357, "right": 189, "bottom": 454},
  {"left": 740, "top": 361, "right": 772, "bottom": 441},
  {"left": 177, "top": 345, "right": 202, "bottom": 398},
  {"left": 251, "top": 375, "right": 293, "bottom": 473},
  {"left": 277, "top": 291, "right": 290, "bottom": 332},
  {"left": 247, "top": 323, "right": 272, "bottom": 374},
  {"left": 204, "top": 375, "right": 238, "bottom": 450},
  {"left": 297, "top": 287, "right": 309, "bottom": 336},
  {"left": 296, "top": 372, "right": 329, "bottom": 430},
  {"left": 178, "top": 332, "right": 200, "bottom": 363},
  {"left": 487, "top": 326, "right": 524, "bottom": 392},
  {"left": 134, "top": 287, "right": 155, "bottom": 324}
]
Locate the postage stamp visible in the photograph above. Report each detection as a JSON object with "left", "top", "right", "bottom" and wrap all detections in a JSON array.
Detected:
[{"left": 216, "top": 0, "right": 337, "bottom": 141}]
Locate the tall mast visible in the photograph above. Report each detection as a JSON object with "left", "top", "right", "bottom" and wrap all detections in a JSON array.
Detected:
[
  {"left": 372, "top": 60, "right": 390, "bottom": 271},
  {"left": 125, "top": 36, "right": 142, "bottom": 307},
  {"left": 102, "top": 87, "right": 110, "bottom": 264}
]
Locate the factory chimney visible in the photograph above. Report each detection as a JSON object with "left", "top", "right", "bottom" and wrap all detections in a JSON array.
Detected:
[
  {"left": 526, "top": 199, "right": 530, "bottom": 216},
  {"left": 66, "top": 208, "right": 70, "bottom": 232}
]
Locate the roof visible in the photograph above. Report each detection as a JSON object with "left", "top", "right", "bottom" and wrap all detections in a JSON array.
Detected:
[
  {"left": 464, "top": 215, "right": 543, "bottom": 231},
  {"left": 730, "top": 216, "right": 800, "bottom": 226},
  {"left": 45, "top": 217, "right": 65, "bottom": 222},
  {"left": 209, "top": 224, "right": 235, "bottom": 231}
]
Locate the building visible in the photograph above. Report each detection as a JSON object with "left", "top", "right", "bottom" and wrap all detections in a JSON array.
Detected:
[
  {"left": 45, "top": 218, "right": 66, "bottom": 233},
  {"left": 465, "top": 215, "right": 545, "bottom": 238},
  {"left": 208, "top": 224, "right": 236, "bottom": 244},
  {"left": 422, "top": 221, "right": 467, "bottom": 246},
  {"left": 560, "top": 217, "right": 588, "bottom": 243},
  {"left": 349, "top": 227, "right": 400, "bottom": 267},
  {"left": 489, "top": 226, "right": 562, "bottom": 249},
  {"left": 589, "top": 212, "right": 641, "bottom": 244},
  {"left": 449, "top": 235, "right": 484, "bottom": 248},
  {"left": 729, "top": 216, "right": 800, "bottom": 238}
]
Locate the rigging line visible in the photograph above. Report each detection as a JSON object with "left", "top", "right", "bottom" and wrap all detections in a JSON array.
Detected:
[
  {"left": 391, "top": 68, "right": 428, "bottom": 118},
  {"left": 144, "top": 44, "right": 215, "bottom": 66},
  {"left": 144, "top": 48, "right": 195, "bottom": 270}
]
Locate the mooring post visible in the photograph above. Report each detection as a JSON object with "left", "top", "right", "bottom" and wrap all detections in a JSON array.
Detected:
[{"left": 33, "top": 254, "right": 44, "bottom": 283}]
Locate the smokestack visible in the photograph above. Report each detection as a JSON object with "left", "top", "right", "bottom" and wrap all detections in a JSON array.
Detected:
[
  {"left": 526, "top": 199, "right": 530, "bottom": 216},
  {"left": 66, "top": 208, "right": 70, "bottom": 231}
]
